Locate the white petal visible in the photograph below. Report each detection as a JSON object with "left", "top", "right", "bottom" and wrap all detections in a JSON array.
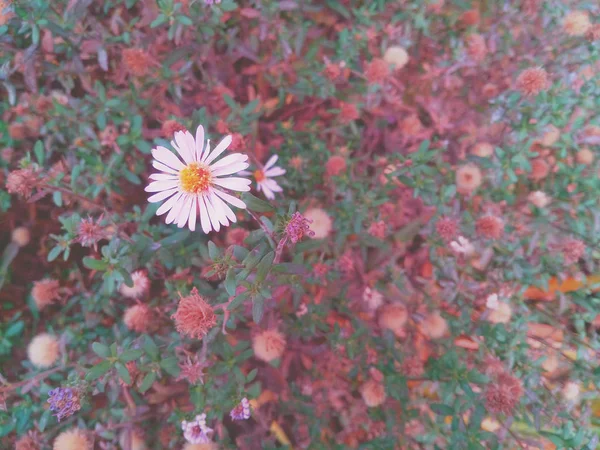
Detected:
[
  {"left": 188, "top": 196, "right": 197, "bottom": 231},
  {"left": 265, "top": 167, "right": 286, "bottom": 177},
  {"left": 212, "top": 177, "right": 251, "bottom": 192},
  {"left": 157, "top": 192, "right": 184, "bottom": 216},
  {"left": 209, "top": 192, "right": 229, "bottom": 226},
  {"left": 211, "top": 162, "right": 250, "bottom": 177},
  {"left": 212, "top": 188, "right": 246, "bottom": 209},
  {"left": 177, "top": 195, "right": 193, "bottom": 228},
  {"left": 173, "top": 131, "right": 195, "bottom": 164},
  {"left": 152, "top": 146, "right": 185, "bottom": 170},
  {"left": 195, "top": 125, "right": 205, "bottom": 161},
  {"left": 149, "top": 173, "right": 178, "bottom": 181},
  {"left": 239, "top": 170, "right": 251, "bottom": 176},
  {"left": 148, "top": 188, "right": 178, "bottom": 203},
  {"left": 264, "top": 179, "right": 283, "bottom": 192},
  {"left": 204, "top": 135, "right": 232, "bottom": 164},
  {"left": 198, "top": 196, "right": 212, "bottom": 233},
  {"left": 264, "top": 154, "right": 278, "bottom": 170},
  {"left": 203, "top": 194, "right": 221, "bottom": 232},
  {"left": 210, "top": 153, "right": 248, "bottom": 170},
  {"left": 145, "top": 180, "right": 180, "bottom": 192},
  {"left": 261, "top": 183, "right": 275, "bottom": 200},
  {"left": 152, "top": 161, "right": 178, "bottom": 175},
  {"left": 210, "top": 192, "right": 236, "bottom": 224},
  {"left": 166, "top": 193, "right": 188, "bottom": 224}
]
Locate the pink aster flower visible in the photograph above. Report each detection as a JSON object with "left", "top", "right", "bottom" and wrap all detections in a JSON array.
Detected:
[
  {"left": 145, "top": 125, "right": 251, "bottom": 233},
  {"left": 230, "top": 397, "right": 251, "bottom": 421},
  {"left": 242, "top": 154, "right": 285, "bottom": 200},
  {"left": 182, "top": 414, "right": 213, "bottom": 444}
]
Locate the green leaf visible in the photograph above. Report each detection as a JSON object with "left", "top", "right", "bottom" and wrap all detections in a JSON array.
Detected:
[
  {"left": 38, "top": 409, "right": 51, "bottom": 432},
  {"left": 208, "top": 240, "right": 221, "bottom": 259},
  {"left": 160, "top": 356, "right": 181, "bottom": 376},
  {"left": 255, "top": 251, "right": 275, "bottom": 283},
  {"left": 227, "top": 290, "right": 249, "bottom": 311},
  {"left": 430, "top": 403, "right": 454, "bottom": 416},
  {"left": 83, "top": 257, "right": 108, "bottom": 271},
  {"left": 47, "top": 246, "right": 63, "bottom": 262},
  {"left": 117, "top": 268, "right": 133, "bottom": 287},
  {"left": 252, "top": 295, "right": 264, "bottom": 323},
  {"left": 143, "top": 336, "right": 159, "bottom": 360},
  {"left": 139, "top": 372, "right": 157, "bottom": 392},
  {"left": 225, "top": 268, "right": 237, "bottom": 296},
  {"left": 159, "top": 230, "right": 190, "bottom": 247},
  {"left": 34, "top": 140, "right": 44, "bottom": 165},
  {"left": 115, "top": 362, "right": 131, "bottom": 385},
  {"left": 120, "top": 349, "right": 143, "bottom": 362},
  {"left": 241, "top": 192, "right": 275, "bottom": 213},
  {"left": 246, "top": 368, "right": 258, "bottom": 382},
  {"left": 85, "top": 361, "right": 112, "bottom": 381},
  {"left": 92, "top": 342, "right": 111, "bottom": 358},
  {"left": 5, "top": 321, "right": 24, "bottom": 338},
  {"left": 177, "top": 15, "right": 193, "bottom": 26}
]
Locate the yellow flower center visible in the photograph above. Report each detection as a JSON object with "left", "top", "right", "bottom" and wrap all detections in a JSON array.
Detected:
[
  {"left": 179, "top": 163, "right": 213, "bottom": 194},
  {"left": 254, "top": 170, "right": 266, "bottom": 182}
]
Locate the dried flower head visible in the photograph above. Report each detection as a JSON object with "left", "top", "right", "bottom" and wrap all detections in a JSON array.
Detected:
[
  {"left": 182, "top": 414, "right": 214, "bottom": 444},
  {"left": 123, "top": 304, "right": 153, "bottom": 333},
  {"left": 53, "top": 429, "right": 91, "bottom": 450},
  {"left": 516, "top": 67, "right": 549, "bottom": 96},
  {"left": 365, "top": 58, "right": 390, "bottom": 84},
  {"left": 0, "top": 0, "right": 14, "bottom": 26},
  {"left": 360, "top": 380, "right": 386, "bottom": 407},
  {"left": 230, "top": 397, "right": 251, "bottom": 421},
  {"left": 476, "top": 215, "right": 504, "bottom": 239},
  {"left": 226, "top": 227, "right": 250, "bottom": 246},
  {"left": 6, "top": 168, "right": 39, "bottom": 199},
  {"left": 487, "top": 301, "right": 512, "bottom": 324},
  {"left": 529, "top": 158, "right": 550, "bottom": 181},
  {"left": 563, "top": 11, "right": 591, "bottom": 36},
  {"left": 76, "top": 216, "right": 106, "bottom": 250},
  {"left": 562, "top": 238, "right": 585, "bottom": 265},
  {"left": 339, "top": 102, "right": 360, "bottom": 123},
  {"left": 459, "top": 8, "right": 480, "bottom": 27},
  {"left": 383, "top": 46, "right": 409, "bottom": 70},
  {"left": 484, "top": 372, "right": 523, "bottom": 415},
  {"left": 465, "top": 34, "right": 487, "bottom": 61},
  {"left": 419, "top": 312, "right": 448, "bottom": 340},
  {"left": 285, "top": 212, "right": 315, "bottom": 244},
  {"left": 456, "top": 164, "right": 482, "bottom": 194},
  {"left": 162, "top": 120, "right": 187, "bottom": 138},
  {"left": 177, "top": 357, "right": 205, "bottom": 385},
  {"left": 48, "top": 387, "right": 82, "bottom": 422},
  {"left": 11, "top": 227, "right": 30, "bottom": 247},
  {"left": 378, "top": 303, "right": 408, "bottom": 337},
  {"left": 118, "top": 429, "right": 147, "bottom": 450},
  {"left": 436, "top": 217, "right": 459, "bottom": 242},
  {"left": 119, "top": 270, "right": 150, "bottom": 299},
  {"left": 540, "top": 125, "right": 560, "bottom": 146},
  {"left": 31, "top": 279, "right": 61, "bottom": 310},
  {"left": 15, "top": 432, "right": 40, "bottom": 450},
  {"left": 304, "top": 208, "right": 333, "bottom": 239},
  {"left": 400, "top": 355, "right": 424, "bottom": 377},
  {"left": 325, "top": 155, "right": 347, "bottom": 177},
  {"left": 123, "top": 48, "right": 152, "bottom": 77},
  {"left": 312, "top": 262, "right": 329, "bottom": 280},
  {"left": 562, "top": 381, "right": 580, "bottom": 402},
  {"left": 172, "top": 288, "right": 217, "bottom": 339},
  {"left": 252, "top": 329, "right": 286, "bottom": 362},
  {"left": 28, "top": 333, "right": 60, "bottom": 368}
]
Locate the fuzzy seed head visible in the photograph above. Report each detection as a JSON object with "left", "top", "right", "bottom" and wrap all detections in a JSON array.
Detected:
[
  {"left": 365, "top": 58, "right": 390, "bottom": 84},
  {"left": 53, "top": 429, "right": 91, "bottom": 450},
  {"left": 476, "top": 215, "right": 504, "bottom": 239},
  {"left": 304, "top": 208, "right": 333, "bottom": 239},
  {"left": 529, "top": 158, "right": 550, "bottom": 181},
  {"left": 419, "top": 311, "right": 448, "bottom": 340},
  {"left": 367, "top": 220, "right": 386, "bottom": 239},
  {"left": 28, "top": 333, "right": 60, "bottom": 368},
  {"left": 325, "top": 155, "right": 347, "bottom": 177},
  {"left": 528, "top": 191, "right": 550, "bottom": 208},
  {"left": 576, "top": 147, "right": 594, "bottom": 165},
  {"left": 6, "top": 168, "right": 39, "bottom": 199},
  {"left": 484, "top": 373, "right": 523, "bottom": 415},
  {"left": 378, "top": 303, "right": 408, "bottom": 337},
  {"left": 563, "top": 11, "right": 591, "bottom": 36},
  {"left": 11, "top": 227, "right": 30, "bottom": 247},
  {"left": 383, "top": 46, "right": 409, "bottom": 70},
  {"left": 360, "top": 380, "right": 386, "bottom": 407},
  {"left": 471, "top": 142, "right": 494, "bottom": 158},
  {"left": 540, "top": 125, "right": 560, "bottom": 146},
  {"left": 465, "top": 34, "right": 487, "bottom": 61},
  {"left": 436, "top": 217, "right": 459, "bottom": 241},
  {"left": 516, "top": 68, "right": 549, "bottom": 96},
  {"left": 172, "top": 288, "right": 217, "bottom": 339},
  {"left": 456, "top": 164, "right": 482, "bottom": 194},
  {"left": 15, "top": 434, "right": 39, "bottom": 450},
  {"left": 123, "top": 48, "right": 151, "bottom": 77},
  {"left": 32, "top": 279, "right": 60, "bottom": 310},
  {"left": 119, "top": 429, "right": 147, "bottom": 450},
  {"left": 339, "top": 102, "right": 360, "bottom": 123},
  {"left": 76, "top": 216, "right": 106, "bottom": 250},
  {"left": 124, "top": 304, "right": 153, "bottom": 333},
  {"left": 562, "top": 239, "right": 585, "bottom": 265},
  {"left": 252, "top": 330, "right": 286, "bottom": 362},
  {"left": 225, "top": 227, "right": 250, "bottom": 246},
  {"left": 487, "top": 301, "right": 512, "bottom": 324},
  {"left": 119, "top": 271, "right": 150, "bottom": 299}
]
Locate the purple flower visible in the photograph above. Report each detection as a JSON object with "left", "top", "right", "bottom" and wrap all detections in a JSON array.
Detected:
[
  {"left": 230, "top": 397, "right": 251, "bottom": 421},
  {"left": 182, "top": 414, "right": 214, "bottom": 444},
  {"left": 47, "top": 387, "right": 81, "bottom": 422},
  {"left": 285, "top": 212, "right": 314, "bottom": 244}
]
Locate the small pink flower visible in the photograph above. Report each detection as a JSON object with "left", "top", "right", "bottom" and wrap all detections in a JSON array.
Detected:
[
  {"left": 181, "top": 414, "right": 213, "bottom": 444},
  {"left": 230, "top": 398, "right": 251, "bottom": 421}
]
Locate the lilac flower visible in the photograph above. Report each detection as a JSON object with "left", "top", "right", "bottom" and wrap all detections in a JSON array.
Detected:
[
  {"left": 230, "top": 397, "right": 251, "bottom": 421},
  {"left": 47, "top": 387, "right": 81, "bottom": 422},
  {"left": 285, "top": 212, "right": 315, "bottom": 244},
  {"left": 182, "top": 414, "right": 214, "bottom": 444}
]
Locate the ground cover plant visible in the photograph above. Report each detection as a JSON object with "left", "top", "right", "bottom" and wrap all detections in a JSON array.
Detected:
[{"left": 2, "top": 0, "right": 600, "bottom": 449}]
